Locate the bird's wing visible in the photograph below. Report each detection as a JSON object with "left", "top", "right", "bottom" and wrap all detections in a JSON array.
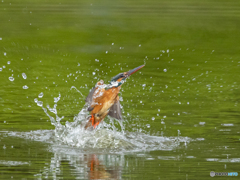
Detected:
[
  {"left": 85, "top": 87, "right": 96, "bottom": 105},
  {"left": 108, "top": 99, "right": 122, "bottom": 120}
]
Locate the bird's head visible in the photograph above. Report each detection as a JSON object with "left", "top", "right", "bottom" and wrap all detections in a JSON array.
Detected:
[{"left": 109, "top": 65, "right": 145, "bottom": 87}]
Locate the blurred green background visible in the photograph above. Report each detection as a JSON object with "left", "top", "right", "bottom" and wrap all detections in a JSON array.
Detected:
[{"left": 0, "top": 0, "right": 240, "bottom": 179}]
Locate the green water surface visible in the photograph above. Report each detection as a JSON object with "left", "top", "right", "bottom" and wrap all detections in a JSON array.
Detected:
[{"left": 1, "top": 0, "right": 240, "bottom": 179}]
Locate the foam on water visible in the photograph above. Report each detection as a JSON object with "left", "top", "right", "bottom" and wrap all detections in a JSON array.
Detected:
[
  {"left": 0, "top": 160, "right": 30, "bottom": 166},
  {"left": 8, "top": 92, "right": 192, "bottom": 153}
]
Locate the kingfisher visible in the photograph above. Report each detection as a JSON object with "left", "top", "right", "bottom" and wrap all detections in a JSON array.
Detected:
[{"left": 84, "top": 65, "right": 144, "bottom": 129}]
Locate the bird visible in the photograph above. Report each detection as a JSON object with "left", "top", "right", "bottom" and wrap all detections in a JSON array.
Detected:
[{"left": 84, "top": 64, "right": 145, "bottom": 129}]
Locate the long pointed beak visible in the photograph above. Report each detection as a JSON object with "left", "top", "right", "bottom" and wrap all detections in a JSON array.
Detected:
[{"left": 126, "top": 65, "right": 145, "bottom": 77}]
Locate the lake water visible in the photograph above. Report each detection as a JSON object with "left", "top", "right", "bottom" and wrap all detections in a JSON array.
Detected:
[{"left": 0, "top": 0, "right": 240, "bottom": 179}]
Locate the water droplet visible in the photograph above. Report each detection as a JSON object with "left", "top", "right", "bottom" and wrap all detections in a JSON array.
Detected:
[
  {"left": 139, "top": 44, "right": 141, "bottom": 47},
  {"left": 152, "top": 117, "right": 155, "bottom": 120},
  {"left": 22, "top": 73, "right": 27, "bottom": 79},
  {"left": 140, "top": 101, "right": 142, "bottom": 103},
  {"left": 4, "top": 52, "right": 7, "bottom": 56},
  {"left": 54, "top": 94, "right": 61, "bottom": 103},
  {"left": 7, "top": 61, "right": 10, "bottom": 64},
  {"left": 179, "top": 102, "right": 181, "bottom": 104},
  {"left": 0, "top": 67, "right": 2, "bottom": 71},
  {"left": 146, "top": 124, "right": 150, "bottom": 128},
  {"left": 199, "top": 122, "right": 205, "bottom": 125},
  {"left": 187, "top": 102, "right": 189, "bottom": 104},
  {"left": 0, "top": 37, "right": 2, "bottom": 40},
  {"left": 37, "top": 101, "right": 43, "bottom": 107},
  {"left": 92, "top": 72, "right": 96, "bottom": 75},
  {"left": 23, "top": 85, "right": 28, "bottom": 89},
  {"left": 112, "top": 43, "right": 114, "bottom": 45},
  {"left": 178, "top": 129, "right": 181, "bottom": 135},
  {"left": 34, "top": 98, "right": 43, "bottom": 107},
  {"left": 38, "top": 92, "right": 44, "bottom": 98},
  {"left": 8, "top": 76, "right": 14, "bottom": 81},
  {"left": 142, "top": 84, "right": 146, "bottom": 87},
  {"left": 163, "top": 69, "right": 167, "bottom": 72},
  {"left": 105, "top": 51, "right": 108, "bottom": 54},
  {"left": 158, "top": 109, "right": 160, "bottom": 112}
]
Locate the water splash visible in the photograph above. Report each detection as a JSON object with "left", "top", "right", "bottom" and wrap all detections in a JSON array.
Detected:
[{"left": 8, "top": 91, "right": 192, "bottom": 153}]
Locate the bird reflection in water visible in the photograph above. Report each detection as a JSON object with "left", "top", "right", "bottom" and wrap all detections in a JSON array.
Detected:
[{"left": 87, "top": 154, "right": 121, "bottom": 180}]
